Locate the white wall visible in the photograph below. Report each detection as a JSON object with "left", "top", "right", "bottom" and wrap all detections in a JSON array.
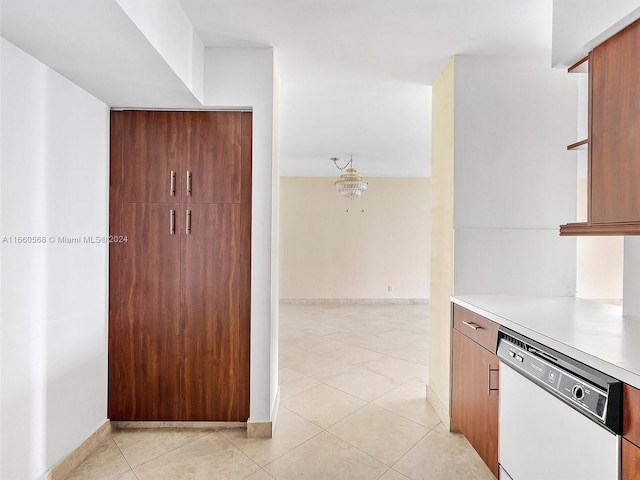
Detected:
[
  {"left": 279, "top": 177, "right": 430, "bottom": 301},
  {"left": 1, "top": 38, "right": 109, "bottom": 479},
  {"left": 575, "top": 179, "right": 624, "bottom": 300},
  {"left": 552, "top": 0, "right": 640, "bottom": 67},
  {"left": 115, "top": 0, "right": 204, "bottom": 102},
  {"left": 624, "top": 238, "right": 640, "bottom": 319},
  {"left": 452, "top": 55, "right": 577, "bottom": 296},
  {"left": 203, "top": 47, "right": 278, "bottom": 425},
  {"left": 428, "top": 54, "right": 579, "bottom": 425}
]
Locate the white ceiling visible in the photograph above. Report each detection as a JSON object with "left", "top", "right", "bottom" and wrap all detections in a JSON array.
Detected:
[
  {"left": 180, "top": 0, "right": 555, "bottom": 177},
  {"left": 2, "top": 0, "right": 639, "bottom": 177}
]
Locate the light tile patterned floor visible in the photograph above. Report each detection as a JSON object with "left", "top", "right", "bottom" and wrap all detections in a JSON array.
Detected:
[{"left": 65, "top": 303, "right": 494, "bottom": 480}]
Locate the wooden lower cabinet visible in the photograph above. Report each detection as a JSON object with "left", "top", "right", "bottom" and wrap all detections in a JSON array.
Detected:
[
  {"left": 451, "top": 306, "right": 499, "bottom": 478},
  {"left": 181, "top": 204, "right": 243, "bottom": 421},
  {"left": 109, "top": 202, "right": 183, "bottom": 420},
  {"left": 622, "top": 438, "right": 640, "bottom": 480},
  {"left": 623, "top": 383, "right": 640, "bottom": 480}
]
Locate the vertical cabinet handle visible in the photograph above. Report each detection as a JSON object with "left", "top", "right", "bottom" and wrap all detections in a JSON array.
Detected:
[
  {"left": 186, "top": 171, "right": 192, "bottom": 197},
  {"left": 487, "top": 364, "right": 499, "bottom": 396},
  {"left": 185, "top": 209, "right": 191, "bottom": 235},
  {"left": 170, "top": 170, "right": 176, "bottom": 196},
  {"left": 169, "top": 209, "right": 175, "bottom": 235}
]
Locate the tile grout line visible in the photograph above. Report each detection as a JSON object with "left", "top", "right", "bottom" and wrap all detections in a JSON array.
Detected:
[
  {"left": 112, "top": 428, "right": 217, "bottom": 474},
  {"left": 107, "top": 438, "right": 137, "bottom": 480}
]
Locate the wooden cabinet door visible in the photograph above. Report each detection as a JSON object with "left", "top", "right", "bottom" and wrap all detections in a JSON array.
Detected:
[
  {"left": 623, "top": 384, "right": 640, "bottom": 480},
  {"left": 116, "top": 110, "right": 243, "bottom": 205},
  {"left": 184, "top": 111, "right": 242, "bottom": 205},
  {"left": 108, "top": 202, "right": 182, "bottom": 420},
  {"left": 180, "top": 204, "right": 243, "bottom": 421},
  {"left": 622, "top": 438, "right": 640, "bottom": 480},
  {"left": 451, "top": 329, "right": 499, "bottom": 477},
  {"left": 118, "top": 110, "right": 182, "bottom": 203},
  {"left": 591, "top": 19, "right": 640, "bottom": 224}
]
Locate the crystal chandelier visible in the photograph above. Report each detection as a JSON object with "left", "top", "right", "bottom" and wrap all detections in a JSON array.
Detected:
[{"left": 330, "top": 155, "right": 368, "bottom": 199}]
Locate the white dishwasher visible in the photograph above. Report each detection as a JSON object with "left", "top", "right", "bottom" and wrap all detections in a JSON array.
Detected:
[{"left": 497, "top": 328, "right": 622, "bottom": 480}]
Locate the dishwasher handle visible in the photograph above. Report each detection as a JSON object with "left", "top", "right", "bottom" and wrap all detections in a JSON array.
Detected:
[{"left": 528, "top": 346, "right": 559, "bottom": 364}]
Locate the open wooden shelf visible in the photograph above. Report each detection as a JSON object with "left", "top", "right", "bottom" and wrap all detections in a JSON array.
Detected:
[
  {"left": 567, "top": 139, "right": 588, "bottom": 151},
  {"left": 568, "top": 56, "right": 589, "bottom": 74},
  {"left": 560, "top": 222, "right": 640, "bottom": 236}
]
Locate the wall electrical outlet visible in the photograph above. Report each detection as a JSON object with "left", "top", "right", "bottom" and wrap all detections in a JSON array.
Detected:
[{"left": 388, "top": 285, "right": 393, "bottom": 292}]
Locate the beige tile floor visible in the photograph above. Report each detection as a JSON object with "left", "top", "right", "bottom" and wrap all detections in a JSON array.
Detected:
[{"left": 65, "top": 303, "right": 494, "bottom": 480}]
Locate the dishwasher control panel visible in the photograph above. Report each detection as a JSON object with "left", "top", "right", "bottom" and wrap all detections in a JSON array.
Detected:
[
  {"left": 497, "top": 328, "right": 622, "bottom": 434},
  {"left": 500, "top": 342, "right": 607, "bottom": 420}
]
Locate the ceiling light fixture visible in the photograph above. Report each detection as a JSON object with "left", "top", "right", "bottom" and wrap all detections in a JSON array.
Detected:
[{"left": 330, "top": 155, "right": 368, "bottom": 200}]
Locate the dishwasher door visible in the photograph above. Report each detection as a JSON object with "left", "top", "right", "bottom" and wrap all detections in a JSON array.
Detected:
[{"left": 499, "top": 363, "right": 619, "bottom": 480}]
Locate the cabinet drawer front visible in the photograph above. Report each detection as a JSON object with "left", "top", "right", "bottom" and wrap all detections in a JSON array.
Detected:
[
  {"left": 624, "top": 383, "right": 640, "bottom": 446},
  {"left": 452, "top": 304, "right": 498, "bottom": 353}
]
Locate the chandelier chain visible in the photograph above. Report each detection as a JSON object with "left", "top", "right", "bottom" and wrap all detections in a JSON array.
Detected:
[{"left": 330, "top": 155, "right": 354, "bottom": 171}]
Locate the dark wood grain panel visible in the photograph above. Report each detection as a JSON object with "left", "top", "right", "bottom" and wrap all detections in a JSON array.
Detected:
[
  {"left": 184, "top": 111, "right": 242, "bottom": 205},
  {"left": 591, "top": 18, "right": 640, "bottom": 224},
  {"left": 109, "top": 113, "right": 124, "bottom": 327},
  {"left": 108, "top": 112, "right": 124, "bottom": 420},
  {"left": 109, "top": 110, "right": 251, "bottom": 422},
  {"left": 622, "top": 438, "right": 640, "bottom": 480},
  {"left": 120, "top": 110, "right": 181, "bottom": 203},
  {"left": 181, "top": 204, "right": 241, "bottom": 420},
  {"left": 451, "top": 329, "right": 499, "bottom": 478},
  {"left": 109, "top": 202, "right": 182, "bottom": 420},
  {"left": 238, "top": 112, "right": 252, "bottom": 420}
]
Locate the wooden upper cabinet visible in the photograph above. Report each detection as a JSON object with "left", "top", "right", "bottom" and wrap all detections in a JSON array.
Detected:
[
  {"left": 116, "top": 111, "right": 243, "bottom": 205},
  {"left": 560, "top": 18, "right": 640, "bottom": 235},
  {"left": 184, "top": 111, "right": 242, "bottom": 205},
  {"left": 590, "top": 19, "right": 640, "bottom": 225},
  {"left": 118, "top": 110, "right": 181, "bottom": 203}
]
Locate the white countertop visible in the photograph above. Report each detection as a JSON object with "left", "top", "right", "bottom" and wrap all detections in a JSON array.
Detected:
[{"left": 451, "top": 295, "right": 640, "bottom": 388}]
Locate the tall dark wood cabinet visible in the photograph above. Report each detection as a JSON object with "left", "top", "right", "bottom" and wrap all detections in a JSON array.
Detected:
[{"left": 108, "top": 110, "right": 252, "bottom": 421}]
